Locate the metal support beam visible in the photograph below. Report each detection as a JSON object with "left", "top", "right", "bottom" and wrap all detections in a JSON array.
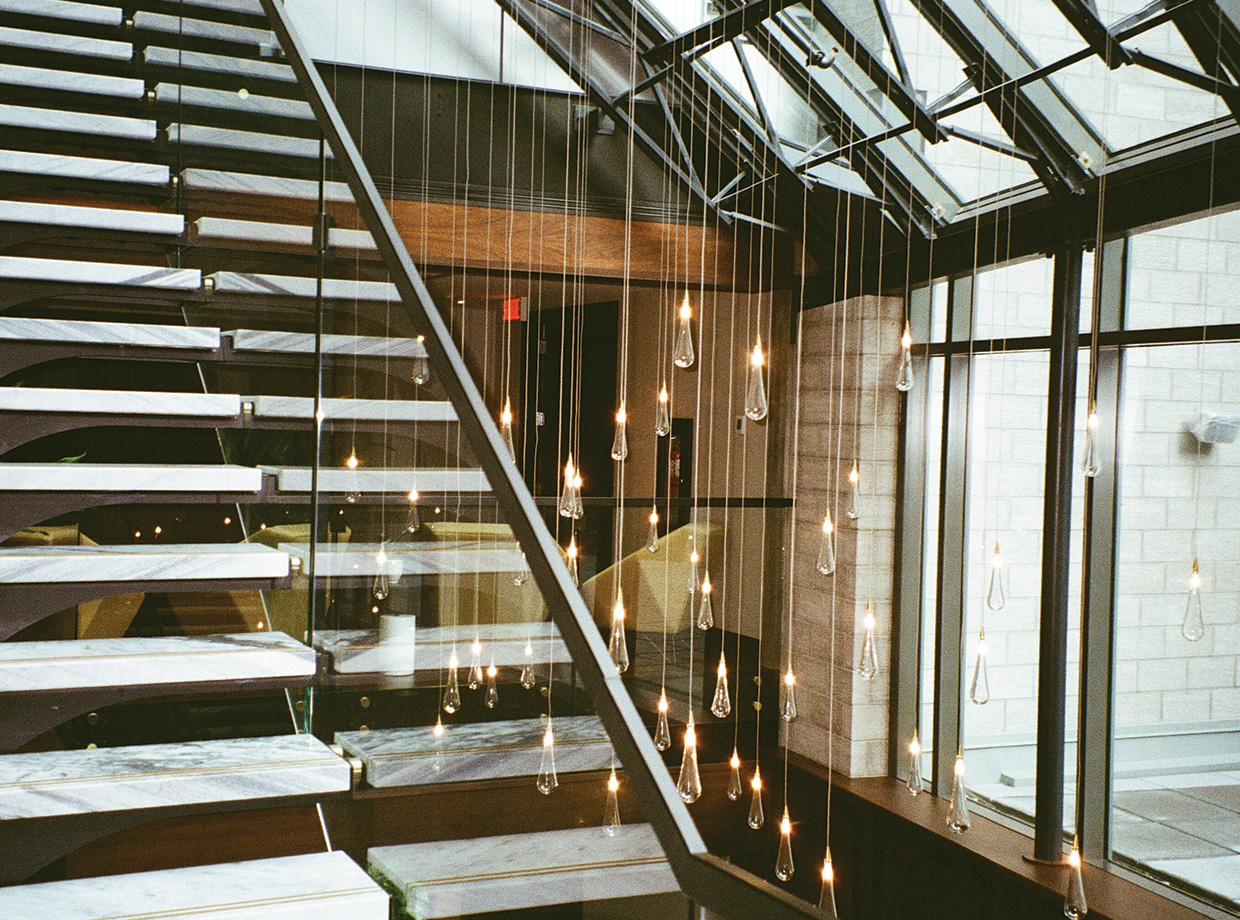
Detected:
[
  {"left": 642, "top": 0, "right": 801, "bottom": 64},
  {"left": 1170, "top": 0, "right": 1240, "bottom": 124},
  {"left": 1034, "top": 247, "right": 1083, "bottom": 862},
  {"left": 260, "top": 3, "right": 821, "bottom": 917},
  {"left": 873, "top": 0, "right": 914, "bottom": 90},
  {"left": 1130, "top": 48, "right": 1240, "bottom": 105},
  {"left": 521, "top": 0, "right": 630, "bottom": 44},
  {"left": 732, "top": 36, "right": 783, "bottom": 150},
  {"left": 1050, "top": 0, "right": 1133, "bottom": 66},
  {"left": 942, "top": 124, "right": 1039, "bottom": 161}
]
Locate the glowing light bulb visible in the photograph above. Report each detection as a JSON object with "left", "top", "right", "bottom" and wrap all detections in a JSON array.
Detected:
[
  {"left": 948, "top": 749, "right": 970, "bottom": 832},
  {"left": 371, "top": 547, "right": 390, "bottom": 601},
  {"left": 673, "top": 294, "right": 695, "bottom": 368},
  {"left": 775, "top": 807, "right": 795, "bottom": 882},
  {"left": 781, "top": 669, "right": 798, "bottom": 722},
  {"left": 608, "top": 589, "right": 629, "bottom": 672},
  {"left": 520, "top": 641, "right": 536, "bottom": 689},
  {"left": 443, "top": 652, "right": 461, "bottom": 714},
  {"left": 537, "top": 725, "right": 558, "bottom": 794},
  {"left": 344, "top": 451, "right": 361, "bottom": 504},
  {"left": 858, "top": 601, "right": 878, "bottom": 680},
  {"left": 711, "top": 653, "right": 731, "bottom": 718},
  {"left": 748, "top": 769, "right": 765, "bottom": 829},
  {"left": 655, "top": 385, "right": 671, "bottom": 436},
  {"left": 500, "top": 399, "right": 517, "bottom": 460},
  {"left": 1065, "top": 840, "right": 1088, "bottom": 919},
  {"left": 907, "top": 731, "right": 924, "bottom": 796},
  {"left": 345, "top": 452, "right": 359, "bottom": 470},
  {"left": 484, "top": 661, "right": 499, "bottom": 709},
  {"left": 431, "top": 715, "right": 445, "bottom": 772},
  {"left": 676, "top": 716, "right": 702, "bottom": 803},
  {"left": 696, "top": 571, "right": 714, "bottom": 630},
  {"left": 1083, "top": 407, "right": 1100, "bottom": 478},
  {"left": 412, "top": 335, "right": 431, "bottom": 385},
  {"left": 727, "top": 748, "right": 743, "bottom": 801},
  {"left": 895, "top": 321, "right": 914, "bottom": 392},
  {"left": 744, "top": 335, "right": 768, "bottom": 421},
  {"left": 566, "top": 535, "right": 579, "bottom": 586},
  {"left": 818, "top": 848, "right": 839, "bottom": 917},
  {"left": 1183, "top": 557, "right": 1205, "bottom": 641},
  {"left": 987, "top": 542, "right": 1006, "bottom": 611},
  {"left": 611, "top": 402, "right": 628, "bottom": 461},
  {"left": 653, "top": 692, "right": 672, "bottom": 751},
  {"left": 969, "top": 627, "right": 990, "bottom": 705},
  {"left": 405, "top": 489, "right": 421, "bottom": 534},
  {"left": 468, "top": 636, "right": 483, "bottom": 690},
  {"left": 557, "top": 455, "right": 583, "bottom": 519},
  {"left": 646, "top": 507, "right": 660, "bottom": 552},
  {"left": 817, "top": 512, "right": 836, "bottom": 575},
  {"left": 603, "top": 768, "right": 621, "bottom": 836},
  {"left": 847, "top": 463, "right": 860, "bottom": 520}
]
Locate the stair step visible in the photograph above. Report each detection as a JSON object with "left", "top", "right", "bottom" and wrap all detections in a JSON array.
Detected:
[
  {"left": 0, "top": 149, "right": 169, "bottom": 186},
  {"left": 228, "top": 329, "right": 419, "bottom": 357},
  {"left": 0, "top": 542, "right": 289, "bottom": 584},
  {"left": 0, "top": 62, "right": 144, "bottom": 99},
  {"left": 140, "top": 45, "right": 295, "bottom": 85},
  {"left": 0, "top": 316, "right": 217, "bottom": 348},
  {"left": 248, "top": 395, "right": 456, "bottom": 422},
  {"left": 337, "top": 715, "right": 612, "bottom": 789},
  {"left": 0, "top": 733, "right": 346, "bottom": 820},
  {"left": 0, "top": 852, "right": 389, "bottom": 920},
  {"left": 0, "top": 103, "right": 156, "bottom": 142},
  {"left": 281, "top": 540, "right": 525, "bottom": 579},
  {"left": 181, "top": 166, "right": 350, "bottom": 201},
  {"left": 208, "top": 271, "right": 394, "bottom": 302},
  {"left": 152, "top": 82, "right": 313, "bottom": 120},
  {"left": 130, "top": 10, "right": 276, "bottom": 49},
  {"left": 166, "top": 122, "right": 326, "bottom": 159},
  {"left": 0, "top": 200, "right": 184, "bottom": 235},
  {"left": 0, "top": 462, "right": 259, "bottom": 492},
  {"left": 269, "top": 467, "right": 487, "bottom": 494},
  {"left": 0, "top": 0, "right": 124, "bottom": 28},
  {"left": 192, "top": 216, "right": 375, "bottom": 250},
  {"left": 369, "top": 825, "right": 678, "bottom": 919},
  {"left": 0, "top": 255, "right": 199, "bottom": 289},
  {"left": 0, "top": 386, "right": 236, "bottom": 417},
  {"left": 0, "top": 25, "right": 131, "bottom": 61},
  {"left": 0, "top": 630, "right": 313, "bottom": 694},
  {"left": 317, "top": 622, "right": 567, "bottom": 677},
  {"left": 169, "top": 0, "right": 266, "bottom": 17}
]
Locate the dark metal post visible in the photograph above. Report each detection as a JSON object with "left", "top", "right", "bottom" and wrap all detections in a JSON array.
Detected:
[{"left": 1034, "top": 247, "right": 1082, "bottom": 862}]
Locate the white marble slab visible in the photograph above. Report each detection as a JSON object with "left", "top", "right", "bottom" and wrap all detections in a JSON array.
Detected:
[
  {"left": 0, "top": 543, "right": 289, "bottom": 584},
  {"left": 193, "top": 218, "right": 376, "bottom": 250},
  {"left": 0, "top": 631, "right": 313, "bottom": 693},
  {"left": 0, "top": 104, "right": 156, "bottom": 142},
  {"left": 230, "top": 329, "right": 419, "bottom": 357},
  {"left": 249, "top": 395, "right": 456, "bottom": 422},
  {"left": 0, "top": 64, "right": 144, "bottom": 100},
  {"left": 0, "top": 256, "right": 200, "bottom": 289},
  {"left": 209, "top": 271, "right": 394, "bottom": 302},
  {"left": 370, "top": 825, "right": 678, "bottom": 918},
  {"left": 167, "top": 124, "right": 327, "bottom": 160},
  {"left": 316, "top": 622, "right": 566, "bottom": 676},
  {"left": 0, "top": 0, "right": 123, "bottom": 26},
  {"left": 0, "top": 852, "right": 390, "bottom": 920},
  {"left": 0, "top": 733, "right": 348, "bottom": 820},
  {"left": 0, "top": 316, "right": 218, "bottom": 348},
  {"left": 271, "top": 467, "right": 488, "bottom": 494},
  {"left": 0, "top": 386, "right": 239, "bottom": 417},
  {"left": 0, "top": 150, "right": 169, "bottom": 186},
  {"left": 153, "top": 84, "right": 313, "bottom": 120},
  {"left": 0, "top": 200, "right": 183, "bottom": 234},
  {"left": 181, "top": 167, "right": 351, "bottom": 201},
  {"left": 142, "top": 46, "right": 296, "bottom": 83},
  {"left": 0, "top": 26, "right": 132, "bottom": 61},
  {"left": 0, "top": 463, "right": 260, "bottom": 492},
  {"left": 337, "top": 715, "right": 612, "bottom": 788},
  {"left": 281, "top": 540, "right": 524, "bottom": 577},
  {"left": 132, "top": 11, "right": 275, "bottom": 47},
  {"left": 181, "top": 0, "right": 265, "bottom": 16}
]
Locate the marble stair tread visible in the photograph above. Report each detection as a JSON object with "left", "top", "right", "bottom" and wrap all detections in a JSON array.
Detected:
[
  {"left": 153, "top": 83, "right": 313, "bottom": 120},
  {"left": 269, "top": 466, "right": 488, "bottom": 494},
  {"left": 369, "top": 824, "right": 678, "bottom": 918},
  {"left": 166, "top": 124, "right": 327, "bottom": 160},
  {"left": 0, "top": 25, "right": 132, "bottom": 61},
  {"left": 175, "top": 0, "right": 266, "bottom": 16},
  {"left": 209, "top": 271, "right": 393, "bottom": 301},
  {"left": 0, "top": 149, "right": 169, "bottom": 186},
  {"left": 131, "top": 10, "right": 276, "bottom": 48},
  {"left": 0, "top": 200, "right": 184, "bottom": 234},
  {"left": 0, "top": 852, "right": 390, "bottom": 920},
  {"left": 0, "top": 316, "right": 218, "bottom": 348},
  {"left": 229, "top": 329, "right": 420, "bottom": 357},
  {"left": 0, "top": 103, "right": 157, "bottom": 142},
  {"left": 0, "top": 63, "right": 145, "bottom": 100},
  {"left": 0, "top": 386, "right": 238, "bottom": 417},
  {"left": 0, "top": 733, "right": 348, "bottom": 820},
  {"left": 316, "top": 622, "right": 566, "bottom": 676},
  {"left": 249, "top": 394, "right": 456, "bottom": 422},
  {"left": 141, "top": 46, "right": 296, "bottom": 84},
  {"left": 0, "top": 631, "right": 314, "bottom": 694},
  {"left": 0, "top": 462, "right": 261, "bottom": 492},
  {"left": 0, "top": 542, "right": 289, "bottom": 584},
  {"left": 181, "top": 167, "right": 350, "bottom": 200},
  {"left": 0, "top": 255, "right": 200, "bottom": 289},
  {"left": 280, "top": 540, "right": 524, "bottom": 578},
  {"left": 337, "top": 715, "right": 612, "bottom": 788},
  {"left": 192, "top": 217, "right": 375, "bottom": 250},
  {"left": 0, "top": 0, "right": 124, "bottom": 27}
]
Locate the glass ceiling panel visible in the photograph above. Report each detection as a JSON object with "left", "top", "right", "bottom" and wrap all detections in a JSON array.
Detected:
[
  {"left": 884, "top": 0, "right": 979, "bottom": 109},
  {"left": 1115, "top": 20, "right": 1211, "bottom": 75},
  {"left": 1052, "top": 53, "right": 1226, "bottom": 154},
  {"left": 972, "top": 0, "right": 1088, "bottom": 68},
  {"left": 914, "top": 104, "right": 1040, "bottom": 203},
  {"left": 642, "top": 0, "right": 713, "bottom": 32}
]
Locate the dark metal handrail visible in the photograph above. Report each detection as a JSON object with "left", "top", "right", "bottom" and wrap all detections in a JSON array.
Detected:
[{"left": 257, "top": 2, "right": 825, "bottom": 918}]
